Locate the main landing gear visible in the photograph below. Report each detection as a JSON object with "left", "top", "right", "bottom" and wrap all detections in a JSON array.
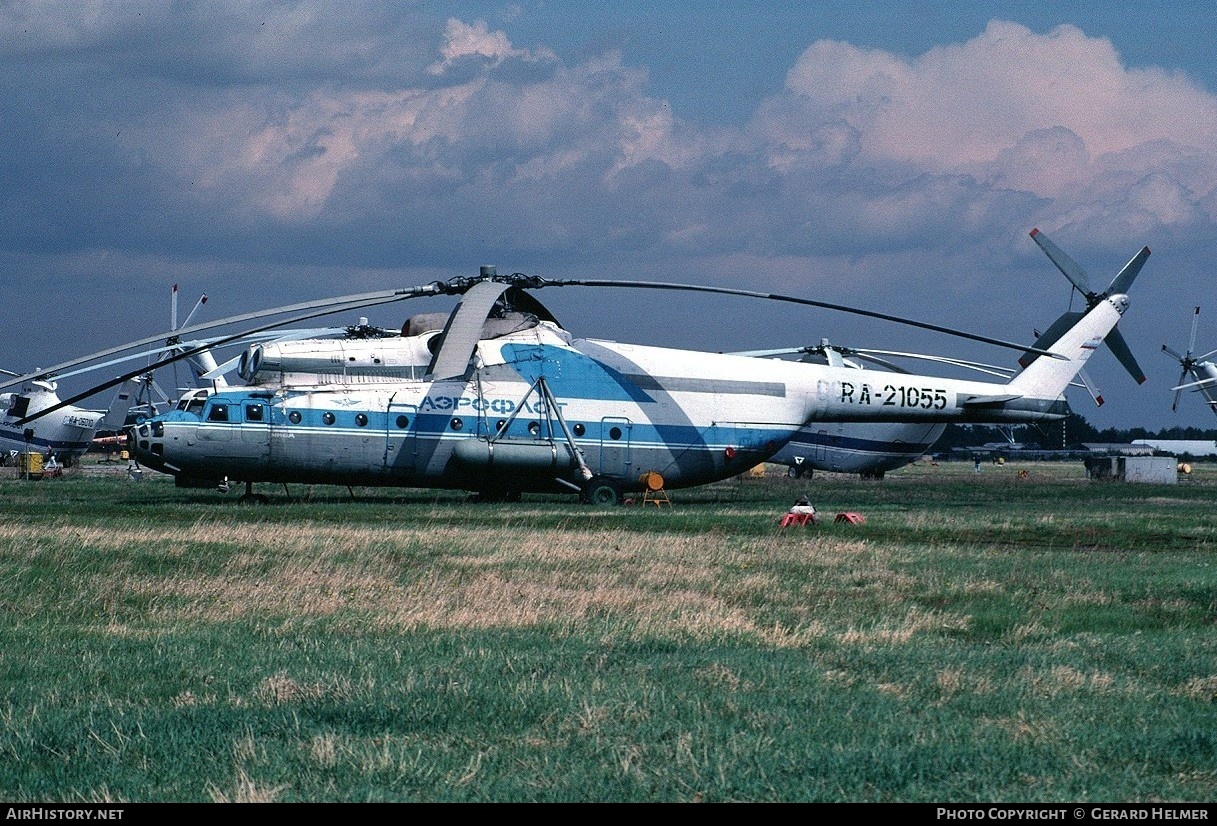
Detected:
[
  {"left": 238, "top": 480, "right": 269, "bottom": 505},
  {"left": 580, "top": 475, "right": 623, "bottom": 506}
]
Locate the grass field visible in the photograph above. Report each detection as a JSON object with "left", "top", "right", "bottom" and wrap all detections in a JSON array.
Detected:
[{"left": 0, "top": 458, "right": 1214, "bottom": 802}]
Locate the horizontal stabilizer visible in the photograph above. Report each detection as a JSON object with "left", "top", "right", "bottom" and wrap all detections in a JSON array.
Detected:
[{"left": 961, "top": 394, "right": 1021, "bottom": 407}]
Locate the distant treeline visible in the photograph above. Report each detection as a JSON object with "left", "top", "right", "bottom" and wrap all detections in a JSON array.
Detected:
[{"left": 937, "top": 415, "right": 1217, "bottom": 453}]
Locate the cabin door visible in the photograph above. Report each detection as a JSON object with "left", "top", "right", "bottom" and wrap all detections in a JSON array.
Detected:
[
  {"left": 815, "top": 429, "right": 829, "bottom": 463},
  {"left": 384, "top": 399, "right": 416, "bottom": 478},
  {"left": 236, "top": 400, "right": 271, "bottom": 461},
  {"left": 598, "top": 417, "right": 632, "bottom": 478}
]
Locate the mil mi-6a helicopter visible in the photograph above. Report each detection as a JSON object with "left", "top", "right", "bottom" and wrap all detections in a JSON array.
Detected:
[{"left": 4, "top": 235, "right": 1148, "bottom": 505}]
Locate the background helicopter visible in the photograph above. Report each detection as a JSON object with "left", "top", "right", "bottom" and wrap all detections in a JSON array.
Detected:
[
  {"left": 0, "top": 372, "right": 136, "bottom": 467},
  {"left": 1163, "top": 307, "right": 1217, "bottom": 416},
  {"left": 3, "top": 239, "right": 1146, "bottom": 504}
]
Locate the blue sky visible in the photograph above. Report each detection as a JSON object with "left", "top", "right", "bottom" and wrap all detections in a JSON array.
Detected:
[{"left": 3, "top": 1, "right": 1217, "bottom": 432}]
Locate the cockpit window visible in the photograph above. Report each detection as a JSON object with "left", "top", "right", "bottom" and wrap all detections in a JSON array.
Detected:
[
  {"left": 244, "top": 403, "right": 264, "bottom": 422},
  {"left": 7, "top": 396, "right": 29, "bottom": 419},
  {"left": 206, "top": 403, "right": 229, "bottom": 423},
  {"left": 179, "top": 396, "right": 207, "bottom": 415}
]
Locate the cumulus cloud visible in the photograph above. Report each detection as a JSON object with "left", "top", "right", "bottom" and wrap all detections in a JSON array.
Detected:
[{"left": 761, "top": 20, "right": 1217, "bottom": 242}]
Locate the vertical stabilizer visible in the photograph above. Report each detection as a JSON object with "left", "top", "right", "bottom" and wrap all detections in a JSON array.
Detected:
[{"left": 1007, "top": 294, "right": 1127, "bottom": 401}]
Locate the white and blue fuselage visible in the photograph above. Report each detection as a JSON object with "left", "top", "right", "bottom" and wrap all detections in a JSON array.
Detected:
[{"left": 129, "top": 302, "right": 1108, "bottom": 495}]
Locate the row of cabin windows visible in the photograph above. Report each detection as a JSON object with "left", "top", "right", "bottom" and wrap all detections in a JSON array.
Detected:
[
  {"left": 206, "top": 403, "right": 407, "bottom": 429},
  {"left": 203, "top": 405, "right": 622, "bottom": 441}
]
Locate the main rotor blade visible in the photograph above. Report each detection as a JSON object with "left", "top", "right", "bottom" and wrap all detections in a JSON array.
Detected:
[
  {"left": 0, "top": 281, "right": 456, "bottom": 394},
  {"left": 170, "top": 283, "right": 179, "bottom": 331},
  {"left": 13, "top": 287, "right": 449, "bottom": 425},
  {"left": 531, "top": 277, "right": 1065, "bottom": 360},
  {"left": 1104, "top": 327, "right": 1147, "bottom": 384},
  {"left": 848, "top": 353, "right": 910, "bottom": 373},
  {"left": 1188, "top": 306, "right": 1200, "bottom": 356},
  {"left": 1029, "top": 228, "right": 1095, "bottom": 299},
  {"left": 180, "top": 294, "right": 208, "bottom": 331},
  {"left": 1171, "top": 376, "right": 1217, "bottom": 392}
]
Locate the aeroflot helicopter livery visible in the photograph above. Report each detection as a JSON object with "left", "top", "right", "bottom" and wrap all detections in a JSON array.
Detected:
[{"left": 4, "top": 231, "right": 1149, "bottom": 505}]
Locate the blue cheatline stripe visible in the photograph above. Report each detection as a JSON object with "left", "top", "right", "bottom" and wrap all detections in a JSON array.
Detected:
[
  {"left": 786, "top": 429, "right": 932, "bottom": 455},
  {"left": 187, "top": 415, "right": 802, "bottom": 452}
]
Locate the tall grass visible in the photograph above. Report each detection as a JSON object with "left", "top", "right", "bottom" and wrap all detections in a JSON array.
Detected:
[{"left": 0, "top": 460, "right": 1213, "bottom": 801}]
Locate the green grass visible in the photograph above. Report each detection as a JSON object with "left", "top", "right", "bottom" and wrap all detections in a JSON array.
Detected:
[{"left": 0, "top": 460, "right": 1214, "bottom": 801}]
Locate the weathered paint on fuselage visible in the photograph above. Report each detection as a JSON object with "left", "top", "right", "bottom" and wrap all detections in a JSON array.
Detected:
[
  {"left": 1, "top": 387, "right": 103, "bottom": 463},
  {"left": 129, "top": 318, "right": 1084, "bottom": 494},
  {"left": 770, "top": 421, "right": 948, "bottom": 476}
]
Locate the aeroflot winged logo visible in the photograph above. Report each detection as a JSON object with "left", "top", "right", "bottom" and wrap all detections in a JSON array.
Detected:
[{"left": 1081, "top": 336, "right": 1104, "bottom": 351}]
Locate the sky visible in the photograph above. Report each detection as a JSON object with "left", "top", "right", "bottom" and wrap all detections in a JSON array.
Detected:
[{"left": 3, "top": 0, "right": 1217, "bottom": 433}]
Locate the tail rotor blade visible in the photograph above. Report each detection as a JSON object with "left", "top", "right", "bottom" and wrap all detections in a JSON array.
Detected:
[
  {"left": 1162, "top": 344, "right": 1184, "bottom": 362},
  {"left": 1107, "top": 245, "right": 1151, "bottom": 295},
  {"left": 1104, "top": 327, "right": 1147, "bottom": 384},
  {"left": 1029, "top": 228, "right": 1096, "bottom": 299}
]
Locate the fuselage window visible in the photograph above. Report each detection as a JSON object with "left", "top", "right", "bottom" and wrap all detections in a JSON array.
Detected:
[
  {"left": 288, "top": 411, "right": 302, "bottom": 424},
  {"left": 207, "top": 404, "right": 229, "bottom": 423},
  {"left": 573, "top": 423, "right": 586, "bottom": 437},
  {"left": 322, "top": 412, "right": 336, "bottom": 425},
  {"left": 245, "top": 403, "right": 264, "bottom": 422},
  {"left": 450, "top": 417, "right": 463, "bottom": 431},
  {"left": 395, "top": 415, "right": 409, "bottom": 429},
  {"left": 609, "top": 426, "right": 622, "bottom": 441},
  {"left": 528, "top": 421, "right": 540, "bottom": 436},
  {"left": 355, "top": 413, "right": 368, "bottom": 427}
]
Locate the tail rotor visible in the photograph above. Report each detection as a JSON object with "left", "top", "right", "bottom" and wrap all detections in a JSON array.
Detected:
[
  {"left": 1022, "top": 228, "right": 1150, "bottom": 385},
  {"left": 1161, "top": 306, "right": 1217, "bottom": 412}
]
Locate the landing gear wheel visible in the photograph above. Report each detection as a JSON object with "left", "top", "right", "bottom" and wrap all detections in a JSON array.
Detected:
[
  {"left": 238, "top": 481, "right": 269, "bottom": 505},
  {"left": 581, "top": 475, "right": 623, "bottom": 507},
  {"left": 787, "top": 466, "right": 800, "bottom": 479}
]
